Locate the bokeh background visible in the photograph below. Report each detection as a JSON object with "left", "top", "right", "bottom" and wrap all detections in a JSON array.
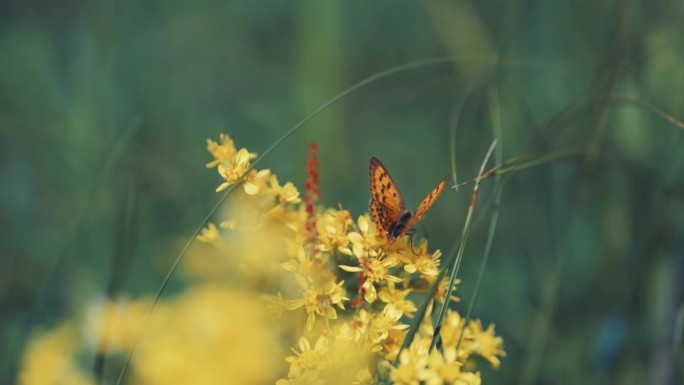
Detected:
[{"left": 2, "top": 0, "right": 683, "bottom": 384}]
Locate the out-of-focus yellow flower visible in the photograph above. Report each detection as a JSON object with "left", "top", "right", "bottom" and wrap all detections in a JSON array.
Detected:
[
  {"left": 270, "top": 175, "right": 302, "bottom": 204},
  {"left": 276, "top": 365, "right": 325, "bottom": 385},
  {"left": 132, "top": 285, "right": 283, "bottom": 385},
  {"left": 429, "top": 275, "right": 461, "bottom": 304},
  {"left": 285, "top": 336, "right": 329, "bottom": 374},
  {"left": 18, "top": 323, "right": 95, "bottom": 385},
  {"left": 426, "top": 348, "right": 463, "bottom": 384},
  {"left": 438, "top": 310, "right": 466, "bottom": 349},
  {"left": 382, "top": 328, "right": 408, "bottom": 362},
  {"left": 196, "top": 222, "right": 219, "bottom": 244},
  {"left": 390, "top": 335, "right": 431, "bottom": 385},
  {"left": 286, "top": 275, "right": 349, "bottom": 331},
  {"left": 467, "top": 320, "right": 506, "bottom": 369},
  {"left": 220, "top": 220, "right": 236, "bottom": 229},
  {"left": 278, "top": 325, "right": 373, "bottom": 385},
  {"left": 87, "top": 297, "right": 150, "bottom": 353}
]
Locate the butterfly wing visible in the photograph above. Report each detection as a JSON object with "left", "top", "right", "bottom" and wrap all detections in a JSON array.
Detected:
[
  {"left": 369, "top": 157, "right": 405, "bottom": 212},
  {"left": 406, "top": 175, "right": 449, "bottom": 229},
  {"left": 369, "top": 199, "right": 398, "bottom": 237}
]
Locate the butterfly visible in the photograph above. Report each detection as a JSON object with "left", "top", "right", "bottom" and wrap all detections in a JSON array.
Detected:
[{"left": 369, "top": 156, "right": 449, "bottom": 244}]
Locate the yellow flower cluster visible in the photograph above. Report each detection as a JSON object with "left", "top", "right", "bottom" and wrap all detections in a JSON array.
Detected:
[
  {"left": 391, "top": 311, "right": 506, "bottom": 385},
  {"left": 17, "top": 134, "right": 504, "bottom": 385},
  {"left": 203, "top": 134, "right": 505, "bottom": 383},
  {"left": 18, "top": 285, "right": 283, "bottom": 385}
]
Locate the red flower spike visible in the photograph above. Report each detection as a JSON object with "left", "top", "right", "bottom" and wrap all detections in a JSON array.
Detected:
[{"left": 304, "top": 142, "right": 319, "bottom": 247}]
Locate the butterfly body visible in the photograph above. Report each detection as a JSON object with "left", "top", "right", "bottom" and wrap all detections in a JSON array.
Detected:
[
  {"left": 389, "top": 211, "right": 412, "bottom": 240},
  {"left": 369, "top": 157, "right": 449, "bottom": 244}
]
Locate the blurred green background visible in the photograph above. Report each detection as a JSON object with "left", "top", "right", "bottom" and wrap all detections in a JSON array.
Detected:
[{"left": 2, "top": 0, "right": 683, "bottom": 384}]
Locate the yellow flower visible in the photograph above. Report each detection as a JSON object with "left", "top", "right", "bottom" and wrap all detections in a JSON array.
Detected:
[
  {"left": 215, "top": 148, "right": 270, "bottom": 194},
  {"left": 467, "top": 320, "right": 506, "bottom": 369},
  {"left": 276, "top": 365, "right": 325, "bottom": 385},
  {"left": 425, "top": 348, "right": 463, "bottom": 385},
  {"left": 196, "top": 222, "right": 219, "bottom": 244},
  {"left": 429, "top": 276, "right": 461, "bottom": 304},
  {"left": 279, "top": 329, "right": 373, "bottom": 385},
  {"left": 352, "top": 366, "right": 373, "bottom": 385},
  {"left": 205, "top": 133, "right": 241, "bottom": 168},
  {"left": 132, "top": 285, "right": 283, "bottom": 384},
  {"left": 286, "top": 277, "right": 349, "bottom": 331},
  {"left": 459, "top": 371, "right": 482, "bottom": 385},
  {"left": 438, "top": 310, "right": 466, "bottom": 349},
  {"left": 265, "top": 291, "right": 289, "bottom": 317},
  {"left": 353, "top": 305, "right": 408, "bottom": 350},
  {"left": 285, "top": 336, "right": 329, "bottom": 373},
  {"left": 270, "top": 175, "right": 302, "bottom": 204},
  {"left": 317, "top": 208, "right": 353, "bottom": 253},
  {"left": 378, "top": 281, "right": 417, "bottom": 318},
  {"left": 86, "top": 298, "right": 150, "bottom": 353},
  {"left": 396, "top": 240, "right": 441, "bottom": 277},
  {"left": 220, "top": 220, "right": 236, "bottom": 229},
  {"left": 347, "top": 214, "right": 386, "bottom": 258},
  {"left": 340, "top": 255, "right": 402, "bottom": 303},
  {"left": 18, "top": 323, "right": 95, "bottom": 385},
  {"left": 382, "top": 328, "right": 408, "bottom": 362},
  {"left": 390, "top": 335, "right": 430, "bottom": 385}
]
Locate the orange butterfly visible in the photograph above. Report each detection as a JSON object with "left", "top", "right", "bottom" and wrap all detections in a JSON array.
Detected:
[{"left": 369, "top": 157, "right": 449, "bottom": 244}]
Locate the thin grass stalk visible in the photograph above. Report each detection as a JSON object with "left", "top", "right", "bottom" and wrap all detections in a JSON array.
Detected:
[
  {"left": 449, "top": 96, "right": 467, "bottom": 191},
  {"left": 429, "top": 140, "right": 497, "bottom": 353},
  {"left": 455, "top": 87, "right": 503, "bottom": 352}
]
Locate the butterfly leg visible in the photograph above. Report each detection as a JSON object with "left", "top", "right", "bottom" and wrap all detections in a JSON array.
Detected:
[{"left": 406, "top": 229, "right": 421, "bottom": 255}]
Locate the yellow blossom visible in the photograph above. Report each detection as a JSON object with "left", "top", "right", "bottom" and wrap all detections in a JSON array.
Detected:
[
  {"left": 220, "top": 220, "right": 236, "bottom": 229},
  {"left": 196, "top": 222, "right": 219, "bottom": 244},
  {"left": 467, "top": 320, "right": 506, "bottom": 369},
  {"left": 340, "top": 255, "right": 401, "bottom": 303},
  {"left": 285, "top": 336, "right": 329, "bottom": 374},
  {"left": 215, "top": 148, "right": 270, "bottom": 194},
  {"left": 270, "top": 175, "right": 302, "bottom": 204},
  {"left": 205, "top": 133, "right": 242, "bottom": 168},
  {"left": 425, "top": 348, "right": 463, "bottom": 384},
  {"left": 286, "top": 277, "right": 349, "bottom": 331},
  {"left": 347, "top": 214, "right": 386, "bottom": 258},
  {"left": 386, "top": 239, "right": 441, "bottom": 276},
  {"left": 378, "top": 281, "right": 417, "bottom": 318},
  {"left": 438, "top": 310, "right": 466, "bottom": 349},
  {"left": 18, "top": 323, "right": 95, "bottom": 385},
  {"left": 317, "top": 208, "right": 353, "bottom": 253}
]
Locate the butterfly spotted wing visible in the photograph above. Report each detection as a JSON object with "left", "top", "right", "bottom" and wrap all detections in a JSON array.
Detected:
[
  {"left": 369, "top": 199, "right": 396, "bottom": 238},
  {"left": 404, "top": 175, "right": 450, "bottom": 232},
  {"left": 369, "top": 157, "right": 405, "bottom": 236},
  {"left": 369, "top": 157, "right": 405, "bottom": 212}
]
